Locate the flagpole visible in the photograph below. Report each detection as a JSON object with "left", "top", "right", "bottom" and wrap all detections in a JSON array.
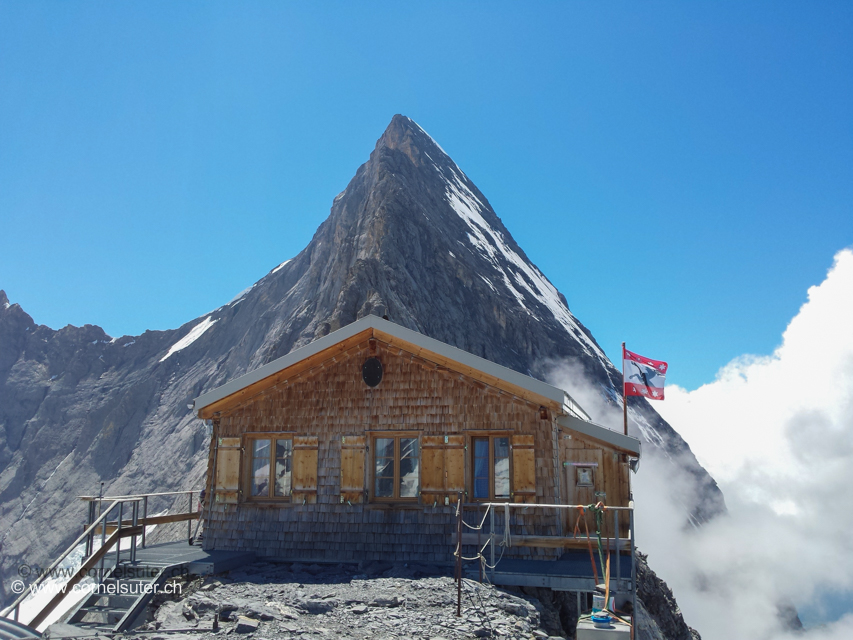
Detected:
[{"left": 622, "top": 342, "right": 628, "bottom": 436}]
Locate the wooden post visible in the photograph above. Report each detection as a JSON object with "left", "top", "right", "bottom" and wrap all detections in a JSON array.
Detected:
[
  {"left": 615, "top": 510, "right": 621, "bottom": 586},
  {"left": 84, "top": 501, "right": 95, "bottom": 559},
  {"left": 490, "top": 506, "right": 495, "bottom": 581},
  {"left": 131, "top": 502, "right": 138, "bottom": 564},
  {"left": 142, "top": 496, "right": 148, "bottom": 548},
  {"left": 99, "top": 499, "right": 107, "bottom": 581},
  {"left": 477, "top": 505, "right": 483, "bottom": 583},
  {"left": 116, "top": 501, "right": 123, "bottom": 572},
  {"left": 188, "top": 492, "right": 193, "bottom": 544},
  {"left": 456, "top": 491, "right": 462, "bottom": 617},
  {"left": 622, "top": 342, "right": 628, "bottom": 436}
]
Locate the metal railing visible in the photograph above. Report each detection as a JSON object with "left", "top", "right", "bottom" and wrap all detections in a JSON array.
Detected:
[
  {"left": 0, "top": 490, "right": 201, "bottom": 628},
  {"left": 79, "top": 489, "right": 200, "bottom": 555},
  {"left": 452, "top": 499, "right": 636, "bottom": 621}
]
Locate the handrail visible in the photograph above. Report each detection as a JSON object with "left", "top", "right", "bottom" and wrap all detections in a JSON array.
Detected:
[
  {"left": 28, "top": 527, "right": 126, "bottom": 629},
  {"left": 479, "top": 501, "right": 633, "bottom": 511},
  {"left": 0, "top": 499, "right": 121, "bottom": 621},
  {"left": 77, "top": 490, "right": 198, "bottom": 501},
  {"left": 2, "top": 489, "right": 204, "bottom": 626}
]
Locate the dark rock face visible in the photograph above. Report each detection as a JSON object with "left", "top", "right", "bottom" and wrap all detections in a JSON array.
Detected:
[
  {"left": 636, "top": 552, "right": 701, "bottom": 640},
  {"left": 0, "top": 116, "right": 722, "bottom": 623}
]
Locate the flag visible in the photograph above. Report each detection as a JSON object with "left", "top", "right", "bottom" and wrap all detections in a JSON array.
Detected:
[{"left": 623, "top": 346, "right": 668, "bottom": 400}]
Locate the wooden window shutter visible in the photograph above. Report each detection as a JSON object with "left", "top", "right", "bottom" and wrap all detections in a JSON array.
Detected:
[
  {"left": 421, "top": 435, "right": 465, "bottom": 505},
  {"left": 444, "top": 435, "right": 465, "bottom": 503},
  {"left": 511, "top": 434, "right": 536, "bottom": 503},
  {"left": 215, "top": 437, "right": 241, "bottom": 504},
  {"left": 292, "top": 435, "right": 319, "bottom": 504},
  {"left": 340, "top": 435, "right": 365, "bottom": 503}
]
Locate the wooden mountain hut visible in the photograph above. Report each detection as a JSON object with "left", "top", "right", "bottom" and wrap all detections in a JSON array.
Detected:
[{"left": 192, "top": 315, "right": 640, "bottom": 578}]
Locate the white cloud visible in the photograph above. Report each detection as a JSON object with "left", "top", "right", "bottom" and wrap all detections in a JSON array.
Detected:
[
  {"left": 545, "top": 248, "right": 853, "bottom": 640},
  {"left": 644, "top": 248, "right": 853, "bottom": 639}
]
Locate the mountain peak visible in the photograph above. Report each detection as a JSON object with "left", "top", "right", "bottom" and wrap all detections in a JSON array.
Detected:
[
  {"left": 374, "top": 115, "right": 449, "bottom": 168},
  {"left": 0, "top": 119, "right": 725, "bottom": 612}
]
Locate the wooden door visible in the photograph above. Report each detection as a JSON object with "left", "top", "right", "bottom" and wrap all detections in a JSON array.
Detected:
[{"left": 564, "top": 448, "right": 605, "bottom": 536}]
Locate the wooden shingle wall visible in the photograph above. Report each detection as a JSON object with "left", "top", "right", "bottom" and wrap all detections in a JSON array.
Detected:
[{"left": 203, "top": 340, "right": 577, "bottom": 564}]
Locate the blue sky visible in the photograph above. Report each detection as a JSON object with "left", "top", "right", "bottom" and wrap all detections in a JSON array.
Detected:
[{"left": 1, "top": 2, "right": 851, "bottom": 391}]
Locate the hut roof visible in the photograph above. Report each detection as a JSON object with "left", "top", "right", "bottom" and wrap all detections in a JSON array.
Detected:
[{"left": 191, "top": 315, "right": 639, "bottom": 455}]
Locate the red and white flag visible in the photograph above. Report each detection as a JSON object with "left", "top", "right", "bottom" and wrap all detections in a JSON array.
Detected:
[{"left": 623, "top": 347, "right": 668, "bottom": 400}]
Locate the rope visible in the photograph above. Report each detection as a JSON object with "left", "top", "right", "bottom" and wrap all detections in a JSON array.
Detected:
[
  {"left": 462, "top": 503, "right": 491, "bottom": 531},
  {"left": 479, "top": 539, "right": 506, "bottom": 570},
  {"left": 593, "top": 501, "right": 608, "bottom": 583},
  {"left": 455, "top": 507, "right": 508, "bottom": 566},
  {"left": 573, "top": 506, "right": 599, "bottom": 585}
]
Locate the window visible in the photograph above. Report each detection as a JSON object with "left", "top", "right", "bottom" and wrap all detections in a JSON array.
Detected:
[
  {"left": 248, "top": 437, "right": 293, "bottom": 499},
  {"left": 472, "top": 436, "right": 511, "bottom": 500},
  {"left": 576, "top": 465, "right": 595, "bottom": 487},
  {"left": 373, "top": 435, "right": 420, "bottom": 500}
]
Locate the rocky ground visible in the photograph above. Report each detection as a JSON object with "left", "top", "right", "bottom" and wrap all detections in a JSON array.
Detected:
[
  {"left": 43, "top": 556, "right": 701, "bottom": 639},
  {"left": 131, "top": 561, "right": 556, "bottom": 640}
]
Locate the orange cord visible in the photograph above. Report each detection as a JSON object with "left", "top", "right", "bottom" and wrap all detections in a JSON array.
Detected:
[{"left": 573, "top": 505, "right": 600, "bottom": 585}]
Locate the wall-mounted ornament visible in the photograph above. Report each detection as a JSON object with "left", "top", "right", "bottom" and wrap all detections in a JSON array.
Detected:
[{"left": 362, "top": 357, "right": 383, "bottom": 387}]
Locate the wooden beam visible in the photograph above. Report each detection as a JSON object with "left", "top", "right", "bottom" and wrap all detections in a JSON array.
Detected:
[
  {"left": 140, "top": 512, "right": 200, "bottom": 526},
  {"left": 86, "top": 511, "right": 201, "bottom": 534}
]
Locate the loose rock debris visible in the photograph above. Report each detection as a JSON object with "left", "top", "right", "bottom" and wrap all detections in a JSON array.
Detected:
[{"left": 132, "top": 561, "right": 567, "bottom": 640}]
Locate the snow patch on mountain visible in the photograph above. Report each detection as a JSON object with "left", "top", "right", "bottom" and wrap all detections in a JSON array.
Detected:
[
  {"left": 479, "top": 275, "right": 498, "bottom": 293},
  {"left": 271, "top": 259, "right": 292, "bottom": 275},
  {"left": 160, "top": 316, "right": 218, "bottom": 362}
]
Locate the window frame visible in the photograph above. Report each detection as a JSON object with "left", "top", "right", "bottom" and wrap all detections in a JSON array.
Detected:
[
  {"left": 369, "top": 432, "right": 421, "bottom": 503},
  {"left": 470, "top": 434, "right": 513, "bottom": 502},
  {"left": 243, "top": 433, "right": 295, "bottom": 502},
  {"left": 575, "top": 464, "right": 595, "bottom": 488}
]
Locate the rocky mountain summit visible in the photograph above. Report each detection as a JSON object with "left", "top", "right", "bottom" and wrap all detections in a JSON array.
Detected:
[{"left": 3, "top": 115, "right": 716, "bottom": 636}]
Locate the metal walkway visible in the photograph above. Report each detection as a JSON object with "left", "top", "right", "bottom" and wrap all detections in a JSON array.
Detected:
[
  {"left": 111, "top": 541, "right": 253, "bottom": 576},
  {"left": 468, "top": 549, "right": 633, "bottom": 592}
]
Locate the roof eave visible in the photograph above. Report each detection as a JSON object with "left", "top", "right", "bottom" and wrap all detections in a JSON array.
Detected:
[{"left": 557, "top": 414, "right": 641, "bottom": 456}]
